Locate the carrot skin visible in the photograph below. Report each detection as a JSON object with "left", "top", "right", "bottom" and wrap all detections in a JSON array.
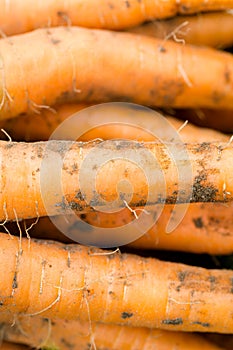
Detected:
[
  {"left": 1, "top": 233, "right": 233, "bottom": 333},
  {"left": 129, "top": 11, "right": 233, "bottom": 49},
  {"left": 1, "top": 27, "right": 233, "bottom": 121},
  {"left": 0, "top": 0, "right": 233, "bottom": 34},
  {"left": 3, "top": 317, "right": 224, "bottom": 350},
  {"left": 0, "top": 139, "right": 233, "bottom": 221}
]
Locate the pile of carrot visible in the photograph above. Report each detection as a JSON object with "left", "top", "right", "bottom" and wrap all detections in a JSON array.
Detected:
[{"left": 0, "top": 1, "right": 233, "bottom": 349}]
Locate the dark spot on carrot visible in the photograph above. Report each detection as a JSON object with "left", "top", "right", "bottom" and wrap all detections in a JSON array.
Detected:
[
  {"left": 75, "top": 190, "right": 86, "bottom": 201},
  {"left": 80, "top": 214, "right": 86, "bottom": 220},
  {"left": 224, "top": 68, "right": 231, "bottom": 84},
  {"left": 212, "top": 91, "right": 223, "bottom": 104},
  {"left": 12, "top": 272, "right": 18, "bottom": 289},
  {"left": 162, "top": 318, "right": 183, "bottom": 325},
  {"left": 192, "top": 321, "right": 210, "bottom": 327},
  {"left": 158, "top": 45, "right": 166, "bottom": 53},
  {"left": 178, "top": 271, "right": 187, "bottom": 282},
  {"left": 180, "top": 4, "right": 190, "bottom": 12},
  {"left": 193, "top": 217, "right": 204, "bottom": 229},
  {"left": 49, "top": 264, "right": 52, "bottom": 268},
  {"left": 0, "top": 301, "right": 4, "bottom": 306},
  {"left": 5, "top": 143, "right": 14, "bottom": 148},
  {"left": 230, "top": 277, "right": 233, "bottom": 293},
  {"left": 61, "top": 337, "right": 75, "bottom": 349},
  {"left": 125, "top": 0, "right": 130, "bottom": 8},
  {"left": 50, "top": 37, "right": 61, "bottom": 45},
  {"left": 191, "top": 173, "right": 218, "bottom": 202},
  {"left": 108, "top": 3, "right": 115, "bottom": 9},
  {"left": 195, "top": 142, "right": 211, "bottom": 152},
  {"left": 121, "top": 312, "right": 133, "bottom": 319}
]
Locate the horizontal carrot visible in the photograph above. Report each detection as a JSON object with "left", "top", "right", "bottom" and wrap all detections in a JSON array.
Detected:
[
  {"left": 0, "top": 0, "right": 233, "bottom": 35},
  {"left": 0, "top": 103, "right": 227, "bottom": 142},
  {"left": 1, "top": 233, "right": 233, "bottom": 333},
  {"left": 129, "top": 11, "right": 233, "bottom": 49},
  {"left": 3, "top": 317, "right": 225, "bottom": 350},
  {"left": 15, "top": 202, "right": 233, "bottom": 255},
  {"left": 0, "top": 139, "right": 233, "bottom": 221},
  {"left": 1, "top": 27, "right": 233, "bottom": 121}
]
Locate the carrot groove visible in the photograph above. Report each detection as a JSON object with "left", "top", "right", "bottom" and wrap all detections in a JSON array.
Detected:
[{"left": 1, "top": 27, "right": 233, "bottom": 121}]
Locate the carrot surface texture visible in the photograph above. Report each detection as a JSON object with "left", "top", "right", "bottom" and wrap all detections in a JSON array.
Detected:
[
  {"left": 1, "top": 233, "right": 233, "bottom": 333},
  {"left": 1, "top": 27, "right": 233, "bottom": 121},
  {"left": 3, "top": 317, "right": 225, "bottom": 350},
  {"left": 0, "top": 0, "right": 233, "bottom": 35},
  {"left": 129, "top": 11, "right": 233, "bottom": 49},
  {"left": 14, "top": 201, "right": 233, "bottom": 255},
  {"left": 0, "top": 138, "right": 233, "bottom": 221}
]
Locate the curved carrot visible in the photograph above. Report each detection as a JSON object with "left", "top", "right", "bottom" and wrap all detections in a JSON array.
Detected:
[
  {"left": 129, "top": 11, "right": 233, "bottom": 49},
  {"left": 1, "top": 233, "right": 233, "bottom": 333},
  {"left": 0, "top": 0, "right": 232, "bottom": 35},
  {"left": 0, "top": 103, "right": 227, "bottom": 142},
  {"left": 3, "top": 317, "right": 224, "bottom": 350},
  {"left": 0, "top": 139, "right": 233, "bottom": 221},
  {"left": 1, "top": 27, "right": 233, "bottom": 121}
]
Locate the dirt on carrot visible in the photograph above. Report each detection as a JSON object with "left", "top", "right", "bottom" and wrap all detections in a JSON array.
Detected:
[{"left": 1, "top": 27, "right": 233, "bottom": 121}]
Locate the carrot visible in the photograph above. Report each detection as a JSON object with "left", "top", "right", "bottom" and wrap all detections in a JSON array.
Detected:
[
  {"left": 15, "top": 202, "right": 233, "bottom": 255},
  {"left": 1, "top": 233, "right": 233, "bottom": 333},
  {"left": 129, "top": 11, "right": 233, "bottom": 49},
  {"left": 1, "top": 27, "right": 233, "bottom": 121},
  {"left": 0, "top": 103, "right": 227, "bottom": 142},
  {"left": 3, "top": 317, "right": 225, "bottom": 350},
  {"left": 0, "top": 0, "right": 233, "bottom": 35},
  {"left": 0, "top": 138, "right": 233, "bottom": 222}
]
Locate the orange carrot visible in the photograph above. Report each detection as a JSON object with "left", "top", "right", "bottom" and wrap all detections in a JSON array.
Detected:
[
  {"left": 1, "top": 233, "right": 233, "bottom": 333},
  {"left": 0, "top": 0, "right": 233, "bottom": 35},
  {"left": 1, "top": 27, "right": 233, "bottom": 121},
  {"left": 3, "top": 317, "right": 225, "bottom": 350},
  {"left": 129, "top": 11, "right": 233, "bottom": 49},
  {"left": 0, "top": 103, "right": 227, "bottom": 142},
  {"left": 0, "top": 138, "right": 233, "bottom": 222}
]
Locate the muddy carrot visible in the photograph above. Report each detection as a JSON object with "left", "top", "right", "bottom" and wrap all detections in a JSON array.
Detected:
[
  {"left": 0, "top": 0, "right": 233, "bottom": 35},
  {"left": 3, "top": 317, "right": 225, "bottom": 350},
  {"left": 1, "top": 27, "right": 233, "bottom": 121},
  {"left": 1, "top": 233, "right": 233, "bottom": 333},
  {"left": 0, "top": 138, "right": 233, "bottom": 221}
]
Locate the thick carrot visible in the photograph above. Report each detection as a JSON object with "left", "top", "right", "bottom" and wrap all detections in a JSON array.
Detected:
[
  {"left": 0, "top": 103, "right": 227, "bottom": 142},
  {"left": 129, "top": 11, "right": 233, "bottom": 49},
  {"left": 1, "top": 233, "right": 233, "bottom": 333},
  {"left": 0, "top": 0, "right": 233, "bottom": 35},
  {"left": 1, "top": 27, "right": 233, "bottom": 121},
  {"left": 0, "top": 139, "right": 233, "bottom": 221},
  {"left": 3, "top": 317, "right": 224, "bottom": 350}
]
